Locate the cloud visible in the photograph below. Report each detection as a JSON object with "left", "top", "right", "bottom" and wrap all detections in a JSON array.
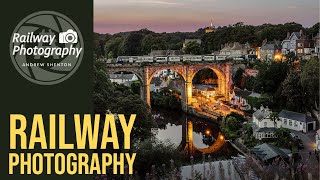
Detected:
[{"left": 128, "top": 0, "right": 184, "bottom": 6}]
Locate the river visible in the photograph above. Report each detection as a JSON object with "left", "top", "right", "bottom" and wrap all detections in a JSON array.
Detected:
[{"left": 152, "top": 108, "right": 241, "bottom": 161}]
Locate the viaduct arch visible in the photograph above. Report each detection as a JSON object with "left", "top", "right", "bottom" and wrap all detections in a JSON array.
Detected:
[{"left": 105, "top": 63, "right": 232, "bottom": 112}]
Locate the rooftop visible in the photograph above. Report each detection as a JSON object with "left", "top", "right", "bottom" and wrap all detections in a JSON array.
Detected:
[
  {"left": 234, "top": 87, "right": 252, "bottom": 98},
  {"left": 256, "top": 127, "right": 277, "bottom": 132},
  {"left": 251, "top": 143, "right": 291, "bottom": 161},
  {"left": 278, "top": 110, "right": 314, "bottom": 123},
  {"left": 109, "top": 73, "right": 136, "bottom": 80},
  {"left": 261, "top": 41, "right": 281, "bottom": 50},
  {"left": 252, "top": 105, "right": 272, "bottom": 121}
]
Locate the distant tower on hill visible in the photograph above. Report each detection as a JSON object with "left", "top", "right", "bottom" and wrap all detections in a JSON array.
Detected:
[{"left": 205, "top": 20, "right": 215, "bottom": 33}]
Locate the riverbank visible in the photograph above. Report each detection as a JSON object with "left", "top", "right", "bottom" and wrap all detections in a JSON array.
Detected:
[{"left": 186, "top": 106, "right": 221, "bottom": 124}]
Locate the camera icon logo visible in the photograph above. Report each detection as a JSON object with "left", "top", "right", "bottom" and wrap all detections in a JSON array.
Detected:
[{"left": 59, "top": 29, "right": 78, "bottom": 43}]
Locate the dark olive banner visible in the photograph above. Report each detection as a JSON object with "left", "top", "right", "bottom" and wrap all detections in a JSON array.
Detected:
[{"left": 0, "top": 0, "right": 93, "bottom": 179}]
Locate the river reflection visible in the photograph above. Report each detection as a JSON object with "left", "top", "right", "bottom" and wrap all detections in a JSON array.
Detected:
[{"left": 152, "top": 108, "right": 240, "bottom": 159}]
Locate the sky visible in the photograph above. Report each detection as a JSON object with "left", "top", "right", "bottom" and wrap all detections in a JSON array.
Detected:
[{"left": 94, "top": 0, "right": 319, "bottom": 34}]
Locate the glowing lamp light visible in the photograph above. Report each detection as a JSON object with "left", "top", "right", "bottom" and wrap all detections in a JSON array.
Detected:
[
  {"left": 205, "top": 130, "right": 210, "bottom": 135},
  {"left": 274, "top": 55, "right": 281, "bottom": 60},
  {"left": 220, "top": 135, "right": 224, "bottom": 140}
]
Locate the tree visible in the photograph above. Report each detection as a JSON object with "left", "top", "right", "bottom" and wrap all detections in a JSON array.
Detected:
[
  {"left": 285, "top": 51, "right": 296, "bottom": 63},
  {"left": 253, "top": 62, "right": 289, "bottom": 94},
  {"left": 243, "top": 76, "right": 255, "bottom": 91},
  {"left": 105, "top": 37, "right": 124, "bottom": 58},
  {"left": 120, "top": 33, "right": 144, "bottom": 55},
  {"left": 130, "top": 80, "right": 141, "bottom": 95},
  {"left": 300, "top": 58, "right": 319, "bottom": 111},
  {"left": 226, "top": 116, "right": 241, "bottom": 132},
  {"left": 93, "top": 60, "right": 156, "bottom": 143},
  {"left": 192, "top": 68, "right": 217, "bottom": 84},
  {"left": 270, "top": 112, "right": 279, "bottom": 128},
  {"left": 226, "top": 112, "right": 246, "bottom": 123},
  {"left": 141, "top": 34, "right": 154, "bottom": 55},
  {"left": 274, "top": 128, "right": 292, "bottom": 148},
  {"left": 133, "top": 138, "right": 183, "bottom": 178},
  {"left": 233, "top": 68, "right": 244, "bottom": 88},
  {"left": 281, "top": 70, "right": 304, "bottom": 112},
  {"left": 184, "top": 41, "right": 201, "bottom": 55}
]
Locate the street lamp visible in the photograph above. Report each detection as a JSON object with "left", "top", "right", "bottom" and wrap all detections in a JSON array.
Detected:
[
  {"left": 219, "top": 134, "right": 224, "bottom": 141},
  {"left": 206, "top": 130, "right": 211, "bottom": 135}
]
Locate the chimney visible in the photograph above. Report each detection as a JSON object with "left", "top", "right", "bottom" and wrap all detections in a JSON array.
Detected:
[
  {"left": 300, "top": 30, "right": 303, "bottom": 37},
  {"left": 287, "top": 32, "right": 290, "bottom": 38},
  {"left": 262, "top": 39, "right": 267, "bottom": 45}
]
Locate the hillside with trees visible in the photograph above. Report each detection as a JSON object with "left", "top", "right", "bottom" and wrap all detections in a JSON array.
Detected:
[{"left": 94, "top": 22, "right": 319, "bottom": 58}]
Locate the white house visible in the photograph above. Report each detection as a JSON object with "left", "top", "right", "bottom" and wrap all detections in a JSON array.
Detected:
[
  {"left": 281, "top": 30, "right": 314, "bottom": 59},
  {"left": 109, "top": 73, "right": 138, "bottom": 86},
  {"left": 281, "top": 31, "right": 300, "bottom": 55},
  {"left": 252, "top": 105, "right": 280, "bottom": 140},
  {"left": 316, "top": 129, "right": 320, "bottom": 151},
  {"left": 279, "top": 110, "right": 316, "bottom": 133},
  {"left": 230, "top": 87, "right": 261, "bottom": 111}
]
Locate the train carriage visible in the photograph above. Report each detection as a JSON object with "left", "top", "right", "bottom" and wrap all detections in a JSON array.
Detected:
[
  {"left": 117, "top": 56, "right": 130, "bottom": 63},
  {"left": 168, "top": 56, "right": 181, "bottom": 62},
  {"left": 215, "top": 55, "right": 227, "bottom": 61},
  {"left": 183, "top": 55, "right": 202, "bottom": 62},
  {"left": 136, "top": 56, "right": 154, "bottom": 63},
  {"left": 155, "top": 56, "right": 168, "bottom": 63},
  {"left": 203, "top": 55, "right": 215, "bottom": 61}
]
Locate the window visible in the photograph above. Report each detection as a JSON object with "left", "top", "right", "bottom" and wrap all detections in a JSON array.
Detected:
[
  {"left": 298, "top": 43, "right": 303, "bottom": 47},
  {"left": 289, "top": 120, "right": 292, "bottom": 126},
  {"left": 297, "top": 49, "right": 303, "bottom": 53},
  {"left": 264, "top": 122, "right": 267, "bottom": 127},
  {"left": 284, "top": 119, "right": 287, "bottom": 125}
]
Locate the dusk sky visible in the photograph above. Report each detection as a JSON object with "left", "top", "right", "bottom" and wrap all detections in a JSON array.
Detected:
[{"left": 94, "top": 0, "right": 319, "bottom": 34}]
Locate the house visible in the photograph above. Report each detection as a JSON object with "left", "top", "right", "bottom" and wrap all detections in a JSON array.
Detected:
[
  {"left": 316, "top": 129, "right": 320, "bottom": 151},
  {"left": 244, "top": 69, "right": 259, "bottom": 77},
  {"left": 183, "top": 39, "right": 201, "bottom": 48},
  {"left": 251, "top": 143, "right": 291, "bottom": 163},
  {"left": 230, "top": 87, "right": 261, "bottom": 111},
  {"left": 219, "top": 42, "right": 253, "bottom": 56},
  {"left": 109, "top": 73, "right": 138, "bottom": 86},
  {"left": 313, "top": 33, "right": 320, "bottom": 58},
  {"left": 260, "top": 40, "right": 282, "bottom": 61},
  {"left": 150, "top": 77, "right": 168, "bottom": 92},
  {"left": 154, "top": 69, "right": 179, "bottom": 79},
  {"left": 281, "top": 30, "right": 314, "bottom": 59},
  {"left": 279, "top": 110, "right": 316, "bottom": 133},
  {"left": 252, "top": 105, "right": 280, "bottom": 140}
]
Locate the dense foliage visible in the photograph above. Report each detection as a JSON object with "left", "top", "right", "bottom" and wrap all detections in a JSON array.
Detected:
[
  {"left": 93, "top": 60, "right": 186, "bottom": 178},
  {"left": 94, "top": 22, "right": 319, "bottom": 57},
  {"left": 133, "top": 138, "right": 183, "bottom": 178},
  {"left": 93, "top": 60, "right": 156, "bottom": 143},
  {"left": 241, "top": 58, "right": 319, "bottom": 114},
  {"left": 150, "top": 87, "right": 181, "bottom": 110}
]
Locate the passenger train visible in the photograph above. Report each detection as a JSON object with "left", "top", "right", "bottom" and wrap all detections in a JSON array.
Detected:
[
  {"left": 116, "top": 54, "right": 257, "bottom": 64},
  {"left": 116, "top": 55, "right": 228, "bottom": 64}
]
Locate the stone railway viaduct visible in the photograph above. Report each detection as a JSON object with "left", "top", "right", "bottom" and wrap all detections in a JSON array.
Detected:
[{"left": 106, "top": 62, "right": 232, "bottom": 112}]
